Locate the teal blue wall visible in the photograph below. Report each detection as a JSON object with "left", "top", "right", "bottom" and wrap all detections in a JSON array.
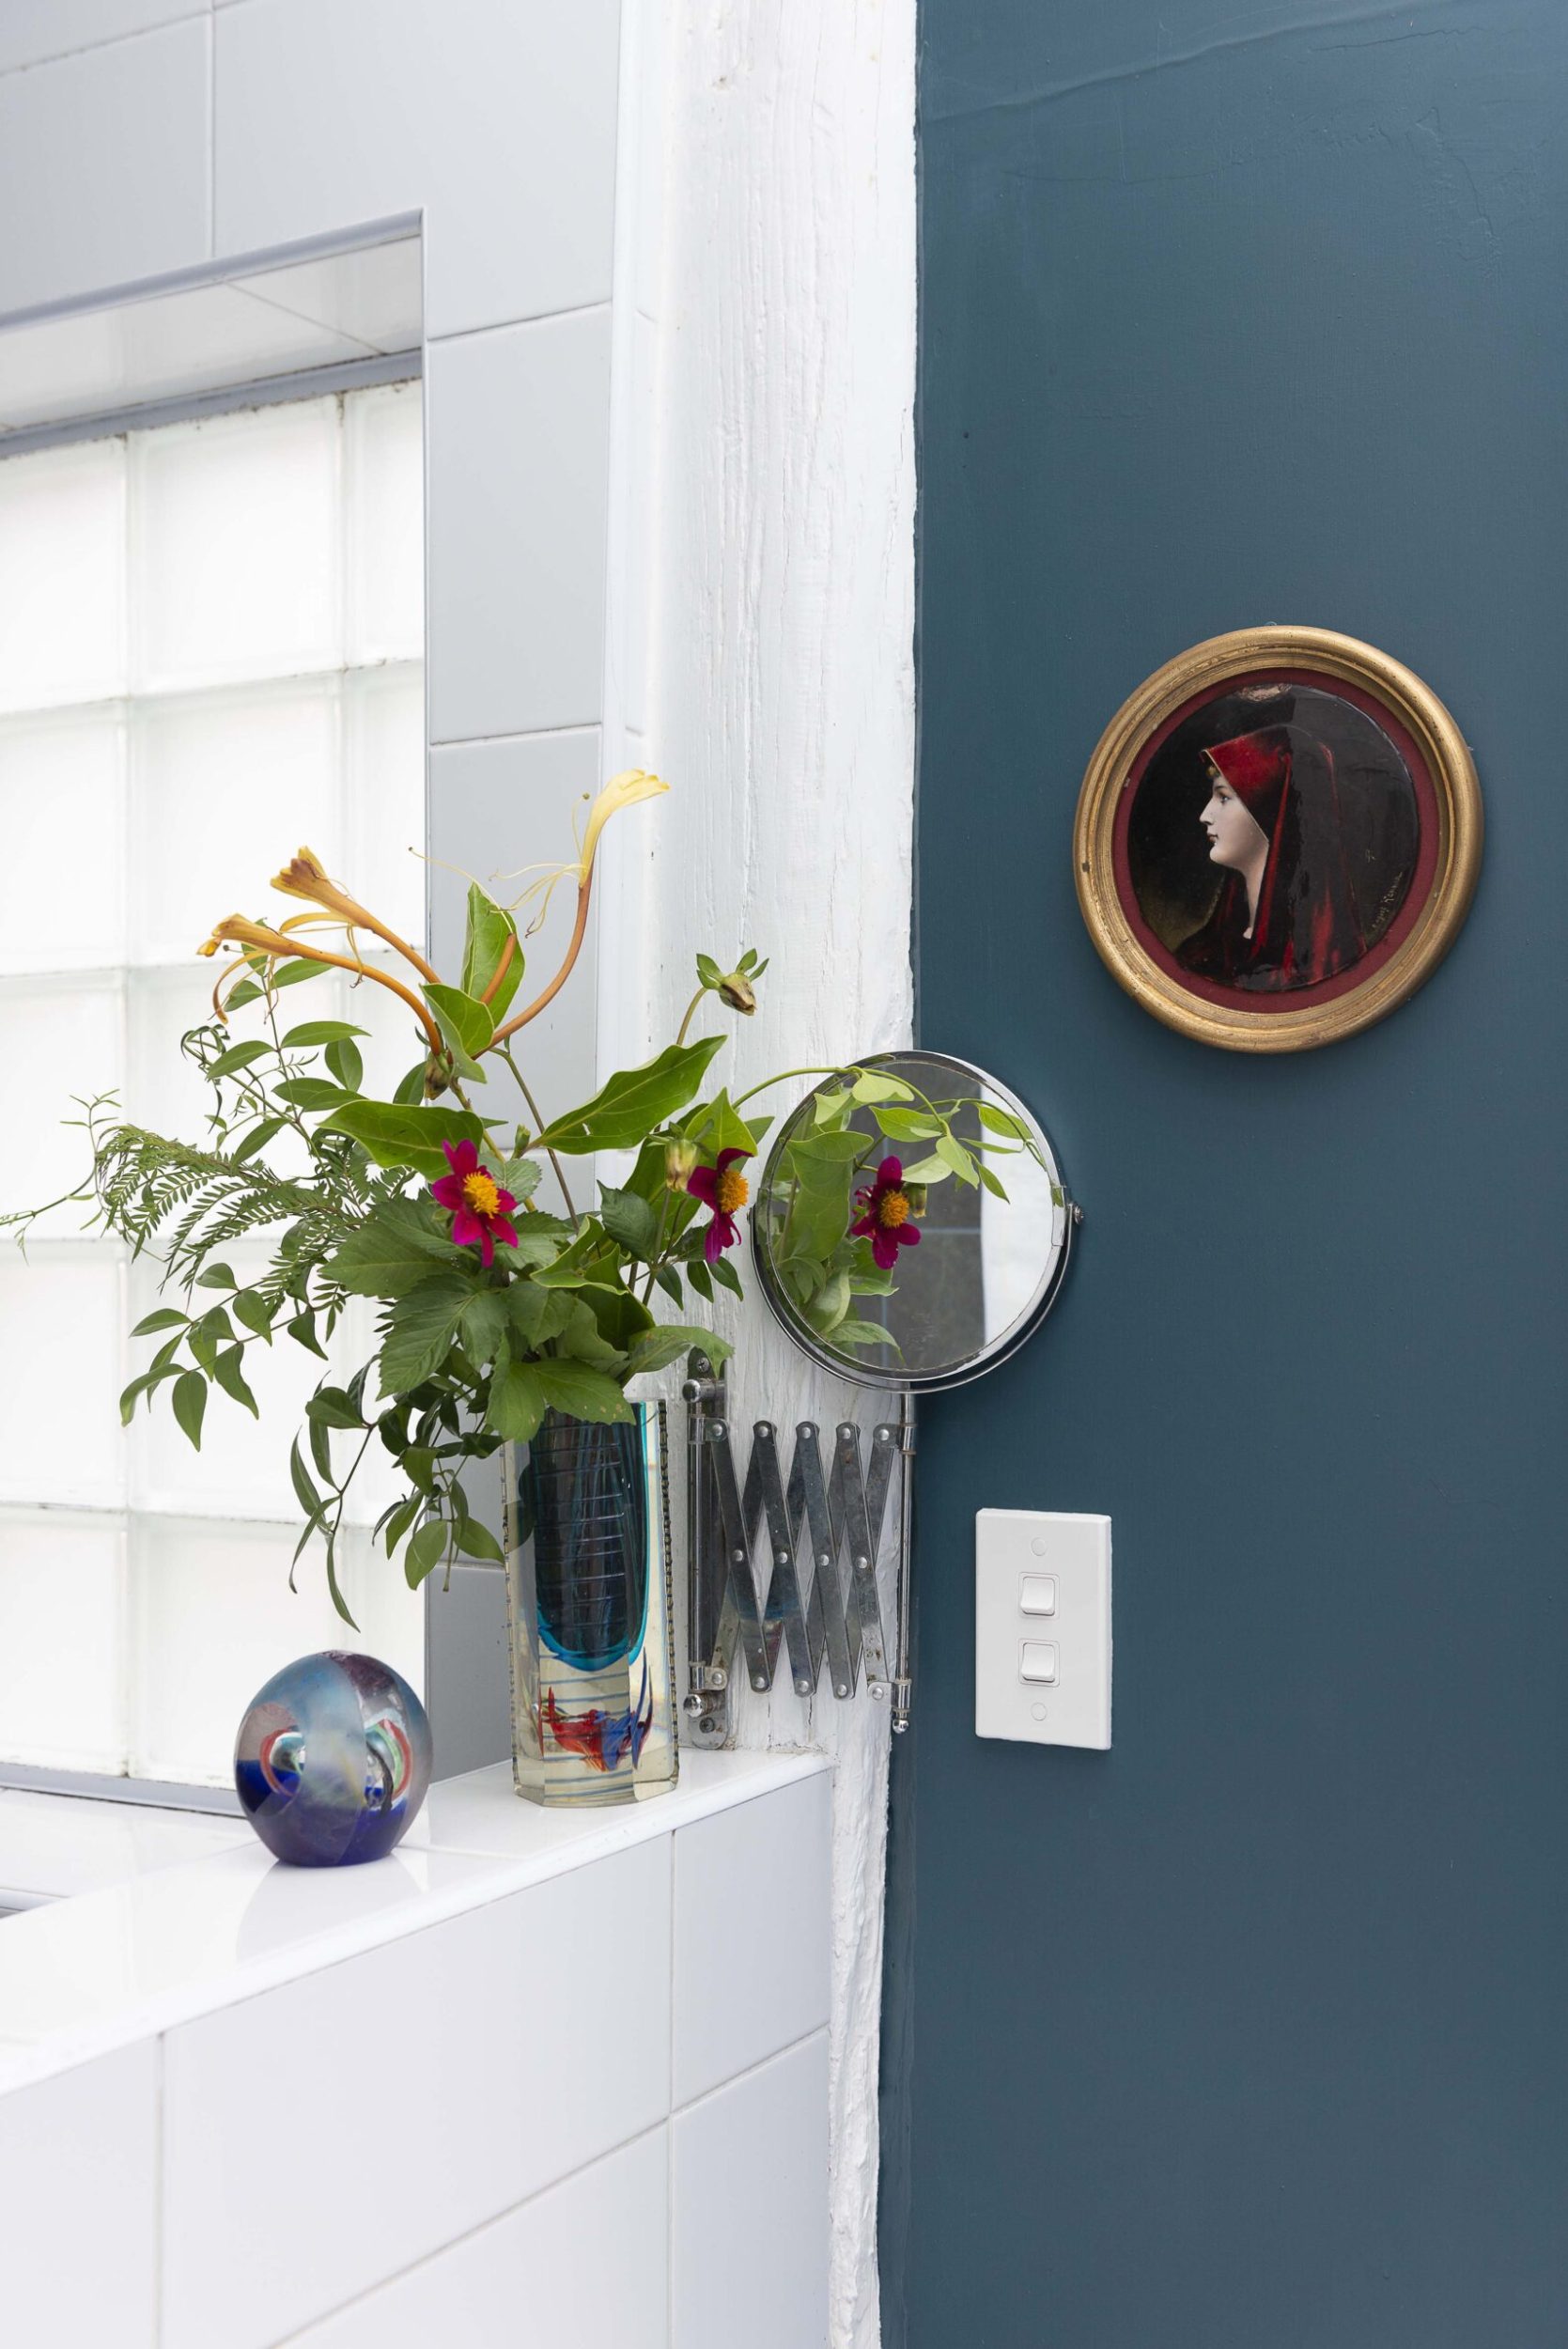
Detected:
[{"left": 895, "top": 5, "right": 1568, "bottom": 2341}]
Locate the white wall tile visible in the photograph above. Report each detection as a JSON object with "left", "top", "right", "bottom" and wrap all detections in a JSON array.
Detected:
[
  {"left": 0, "top": 19, "right": 210, "bottom": 315},
  {"left": 0, "top": 1, "right": 205, "bottom": 77},
  {"left": 130, "top": 678, "right": 341, "bottom": 965},
  {"left": 0, "top": 1252, "right": 125, "bottom": 1508},
  {"left": 0, "top": 2040, "right": 157, "bottom": 2347},
  {"left": 426, "top": 728, "right": 600, "bottom": 1200},
  {"left": 427, "top": 311, "right": 612, "bottom": 742},
  {"left": 672, "top": 2033, "right": 830, "bottom": 2349},
  {"left": 214, "top": 0, "right": 621, "bottom": 340},
  {"left": 162, "top": 1837, "right": 671, "bottom": 2349},
  {"left": 0, "top": 1516, "right": 127, "bottom": 1772},
  {"left": 131, "top": 399, "right": 342, "bottom": 694},
  {"left": 0, "top": 438, "right": 126, "bottom": 714},
  {"left": 286, "top": 2125, "right": 669, "bottom": 2349},
  {"left": 673, "top": 1772, "right": 832, "bottom": 2106},
  {"left": 0, "top": 709, "right": 126, "bottom": 972},
  {"left": 235, "top": 237, "right": 423, "bottom": 361}
]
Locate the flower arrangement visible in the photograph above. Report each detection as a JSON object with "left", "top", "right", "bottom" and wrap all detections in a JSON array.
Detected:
[{"left": 7, "top": 775, "right": 1030, "bottom": 1625}]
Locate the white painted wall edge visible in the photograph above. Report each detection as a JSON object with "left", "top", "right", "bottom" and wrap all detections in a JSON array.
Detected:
[{"left": 599, "top": 6, "right": 918, "bottom": 2342}]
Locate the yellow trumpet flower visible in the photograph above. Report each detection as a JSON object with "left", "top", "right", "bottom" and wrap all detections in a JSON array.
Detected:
[
  {"left": 198, "top": 914, "right": 442, "bottom": 1053},
  {"left": 490, "top": 771, "right": 669, "bottom": 1047},
  {"left": 269, "top": 848, "right": 440, "bottom": 986}
]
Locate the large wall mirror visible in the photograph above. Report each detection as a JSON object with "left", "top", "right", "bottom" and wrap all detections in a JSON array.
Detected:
[{"left": 0, "top": 229, "right": 429, "bottom": 1807}]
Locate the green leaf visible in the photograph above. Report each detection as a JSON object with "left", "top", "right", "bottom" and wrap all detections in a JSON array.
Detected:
[
  {"left": 535, "top": 1361, "right": 634, "bottom": 1424},
  {"left": 851, "top": 1071, "right": 915, "bottom": 1104},
  {"left": 393, "top": 1062, "right": 427, "bottom": 1106},
  {"left": 780, "top": 1132, "right": 861, "bottom": 1262},
  {"left": 709, "top": 1254, "right": 743, "bottom": 1298},
  {"left": 317, "top": 1098, "right": 489, "bottom": 1178},
  {"left": 329, "top": 1200, "right": 470, "bottom": 1299},
  {"left": 406, "top": 1517, "right": 448, "bottom": 1588},
  {"left": 382, "top": 1494, "right": 423, "bottom": 1557},
  {"left": 829, "top": 1317, "right": 900, "bottom": 1351},
  {"left": 460, "top": 1289, "right": 510, "bottom": 1363},
  {"left": 598, "top": 1184, "right": 660, "bottom": 1259},
  {"left": 172, "top": 1370, "right": 207, "bottom": 1451},
  {"left": 208, "top": 1038, "right": 273, "bottom": 1080},
  {"left": 537, "top": 1036, "right": 726, "bottom": 1156},
  {"left": 456, "top": 1516, "right": 505, "bottom": 1564},
  {"left": 223, "top": 979, "right": 263, "bottom": 1011},
  {"left": 936, "top": 1133, "right": 978, "bottom": 1185},
  {"left": 576, "top": 1283, "right": 654, "bottom": 1355},
  {"left": 287, "top": 1313, "right": 330, "bottom": 1358},
  {"left": 553, "top": 1297, "right": 629, "bottom": 1373},
  {"left": 325, "top": 1037, "right": 364, "bottom": 1093},
  {"left": 379, "top": 1272, "right": 474, "bottom": 1392},
  {"left": 459, "top": 885, "right": 524, "bottom": 1023},
  {"left": 132, "top": 1307, "right": 188, "bottom": 1336},
  {"left": 486, "top": 1358, "right": 548, "bottom": 1442},
  {"left": 275, "top": 1077, "right": 354, "bottom": 1112},
  {"left": 873, "top": 1107, "right": 943, "bottom": 1142},
  {"left": 654, "top": 1265, "right": 683, "bottom": 1306},
  {"left": 305, "top": 1386, "right": 365, "bottom": 1430},
  {"left": 273, "top": 957, "right": 331, "bottom": 990},
  {"left": 505, "top": 1281, "right": 578, "bottom": 1351},
  {"left": 688, "top": 1258, "right": 713, "bottom": 1303},
  {"left": 976, "top": 1160, "right": 1008, "bottom": 1200},
  {"left": 894, "top": 1152, "right": 951, "bottom": 1185},
  {"left": 194, "top": 1262, "right": 238, "bottom": 1290},
  {"left": 289, "top": 1435, "right": 323, "bottom": 1519},
  {"left": 694, "top": 952, "right": 722, "bottom": 988},
  {"left": 976, "top": 1102, "right": 1029, "bottom": 1141},
  {"left": 233, "top": 1290, "right": 276, "bottom": 1338},
  {"left": 624, "top": 1324, "right": 735, "bottom": 1377},
  {"left": 212, "top": 1346, "right": 258, "bottom": 1416},
  {"left": 424, "top": 983, "right": 494, "bottom": 1063},
  {"left": 308, "top": 1410, "right": 334, "bottom": 1483},
  {"left": 494, "top": 1155, "right": 542, "bottom": 1204},
  {"left": 682, "top": 1086, "right": 764, "bottom": 1160},
  {"left": 281, "top": 1019, "right": 369, "bottom": 1048},
  {"left": 232, "top": 1115, "right": 287, "bottom": 1164}
]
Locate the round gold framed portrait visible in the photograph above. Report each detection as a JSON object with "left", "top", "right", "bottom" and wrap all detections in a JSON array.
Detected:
[{"left": 1072, "top": 627, "right": 1483, "bottom": 1052}]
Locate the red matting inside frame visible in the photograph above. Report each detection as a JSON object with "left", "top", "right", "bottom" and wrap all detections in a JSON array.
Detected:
[{"left": 1110, "top": 667, "right": 1444, "bottom": 1015}]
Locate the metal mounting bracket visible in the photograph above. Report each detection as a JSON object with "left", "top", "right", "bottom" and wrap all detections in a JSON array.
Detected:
[{"left": 682, "top": 1353, "right": 916, "bottom": 1743}]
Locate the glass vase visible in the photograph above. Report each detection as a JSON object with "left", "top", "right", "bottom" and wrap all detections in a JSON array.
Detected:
[{"left": 500, "top": 1403, "right": 677, "bottom": 1808}]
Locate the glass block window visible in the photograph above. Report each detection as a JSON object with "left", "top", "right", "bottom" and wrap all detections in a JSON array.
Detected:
[{"left": 0, "top": 383, "right": 427, "bottom": 1788}]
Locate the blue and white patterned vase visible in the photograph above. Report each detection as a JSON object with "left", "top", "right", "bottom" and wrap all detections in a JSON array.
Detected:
[{"left": 501, "top": 1403, "right": 677, "bottom": 1808}]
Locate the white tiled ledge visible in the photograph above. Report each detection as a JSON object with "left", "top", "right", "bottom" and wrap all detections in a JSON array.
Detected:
[{"left": 0, "top": 1748, "right": 831, "bottom": 2100}]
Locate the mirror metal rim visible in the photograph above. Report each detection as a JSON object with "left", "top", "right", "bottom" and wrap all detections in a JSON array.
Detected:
[{"left": 750, "top": 1049, "right": 1077, "bottom": 1395}]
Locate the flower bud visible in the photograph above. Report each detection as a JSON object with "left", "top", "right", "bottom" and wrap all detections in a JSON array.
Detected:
[
  {"left": 717, "top": 970, "right": 756, "bottom": 1015},
  {"left": 904, "top": 1183, "right": 928, "bottom": 1219},
  {"left": 663, "top": 1138, "right": 700, "bottom": 1190}
]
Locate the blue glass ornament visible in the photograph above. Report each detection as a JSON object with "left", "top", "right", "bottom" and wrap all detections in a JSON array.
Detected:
[{"left": 234, "top": 1651, "right": 431, "bottom": 1867}]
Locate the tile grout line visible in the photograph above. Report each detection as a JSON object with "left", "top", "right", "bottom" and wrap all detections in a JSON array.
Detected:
[
  {"left": 0, "top": 8, "right": 209, "bottom": 83},
  {"left": 426, "top": 299, "right": 612, "bottom": 350}
]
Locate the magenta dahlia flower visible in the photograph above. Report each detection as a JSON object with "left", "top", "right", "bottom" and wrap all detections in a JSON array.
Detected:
[
  {"left": 851, "top": 1156, "right": 923, "bottom": 1272},
  {"left": 428, "top": 1138, "right": 519, "bottom": 1268},
  {"left": 686, "top": 1145, "right": 752, "bottom": 1264}
]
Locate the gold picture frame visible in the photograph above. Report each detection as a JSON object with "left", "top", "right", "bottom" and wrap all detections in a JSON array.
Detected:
[{"left": 1073, "top": 626, "right": 1483, "bottom": 1053}]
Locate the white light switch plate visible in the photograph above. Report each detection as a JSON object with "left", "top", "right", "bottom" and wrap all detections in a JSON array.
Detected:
[{"left": 975, "top": 1509, "right": 1111, "bottom": 1750}]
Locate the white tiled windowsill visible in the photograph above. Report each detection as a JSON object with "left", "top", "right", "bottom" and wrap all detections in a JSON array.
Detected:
[{"left": 0, "top": 1748, "right": 831, "bottom": 2099}]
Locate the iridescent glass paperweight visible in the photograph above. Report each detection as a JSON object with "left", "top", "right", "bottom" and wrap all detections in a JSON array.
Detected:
[{"left": 234, "top": 1650, "right": 431, "bottom": 1866}]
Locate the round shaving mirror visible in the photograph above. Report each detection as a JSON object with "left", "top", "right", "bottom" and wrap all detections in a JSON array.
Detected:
[{"left": 751, "top": 1050, "right": 1077, "bottom": 1393}]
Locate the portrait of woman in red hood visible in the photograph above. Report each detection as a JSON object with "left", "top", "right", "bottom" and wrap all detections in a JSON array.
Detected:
[
  {"left": 1176, "top": 721, "right": 1370, "bottom": 991},
  {"left": 1075, "top": 631, "right": 1483, "bottom": 1052}
]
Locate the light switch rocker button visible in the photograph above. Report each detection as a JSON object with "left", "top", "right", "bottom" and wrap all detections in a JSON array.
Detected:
[
  {"left": 1019, "top": 1641, "right": 1059, "bottom": 1685},
  {"left": 1019, "top": 1573, "right": 1056, "bottom": 1615}
]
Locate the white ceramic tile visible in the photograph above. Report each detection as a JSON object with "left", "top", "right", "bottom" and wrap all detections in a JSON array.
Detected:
[
  {"left": 162, "top": 1836, "right": 671, "bottom": 2349},
  {"left": 287, "top": 2124, "right": 669, "bottom": 2348},
  {"left": 0, "top": 19, "right": 210, "bottom": 315},
  {"left": 673, "top": 1772, "right": 832, "bottom": 2105},
  {"left": 131, "top": 397, "right": 342, "bottom": 693},
  {"left": 0, "top": 1784, "right": 248, "bottom": 1901},
  {"left": 0, "top": 1250, "right": 125, "bottom": 1507},
  {"left": 235, "top": 237, "right": 424, "bottom": 360},
  {"left": 672, "top": 2033, "right": 830, "bottom": 2349},
  {"left": 0, "top": 708, "right": 126, "bottom": 972},
  {"left": 129, "top": 677, "right": 342, "bottom": 965},
  {"left": 0, "top": 1838, "right": 502, "bottom": 2055},
  {"left": 0, "top": 1517, "right": 127, "bottom": 1773},
  {"left": 345, "top": 379, "right": 424, "bottom": 665},
  {"left": 633, "top": 0, "right": 671, "bottom": 323},
  {"left": 0, "top": 436, "right": 126, "bottom": 714},
  {"left": 129, "top": 1517, "right": 369, "bottom": 1784},
  {"left": 427, "top": 310, "right": 612, "bottom": 741},
  {"left": 0, "top": 2040, "right": 157, "bottom": 2348},
  {"left": 214, "top": 0, "right": 620, "bottom": 340},
  {"left": 426, "top": 726, "right": 599, "bottom": 1211},
  {"left": 0, "top": 973, "right": 122, "bottom": 1228},
  {"left": 0, "top": 0, "right": 204, "bottom": 75}
]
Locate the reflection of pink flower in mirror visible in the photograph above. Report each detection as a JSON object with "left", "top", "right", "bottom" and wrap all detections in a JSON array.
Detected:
[
  {"left": 428, "top": 1138, "right": 519, "bottom": 1268},
  {"left": 852, "top": 1157, "right": 923, "bottom": 1271},
  {"left": 687, "top": 1146, "right": 752, "bottom": 1263}
]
